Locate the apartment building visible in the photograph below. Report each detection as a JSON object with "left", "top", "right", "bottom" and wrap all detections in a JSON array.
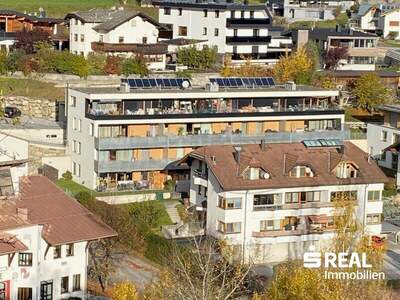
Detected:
[
  {"left": 66, "top": 77, "right": 344, "bottom": 191},
  {"left": 286, "top": 27, "right": 379, "bottom": 71},
  {"left": 367, "top": 104, "right": 400, "bottom": 186},
  {"left": 153, "top": 0, "right": 292, "bottom": 64},
  {"left": 65, "top": 8, "right": 170, "bottom": 69},
  {"left": 356, "top": 3, "right": 400, "bottom": 40},
  {"left": 183, "top": 141, "right": 386, "bottom": 263},
  {"left": 0, "top": 175, "right": 116, "bottom": 300}
]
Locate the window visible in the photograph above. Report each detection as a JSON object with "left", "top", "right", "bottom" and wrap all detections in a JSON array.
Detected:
[
  {"left": 330, "top": 191, "right": 357, "bottom": 201},
  {"left": 73, "top": 274, "right": 81, "bottom": 291},
  {"left": 164, "top": 7, "right": 171, "bottom": 15},
  {"left": 89, "top": 123, "right": 94, "bottom": 136},
  {"left": 393, "top": 133, "right": 400, "bottom": 144},
  {"left": 72, "top": 162, "right": 80, "bottom": 177},
  {"left": 368, "top": 190, "right": 380, "bottom": 202},
  {"left": 54, "top": 245, "right": 61, "bottom": 259},
  {"left": 66, "top": 243, "right": 74, "bottom": 256},
  {"left": 253, "top": 194, "right": 281, "bottom": 208},
  {"left": 381, "top": 130, "right": 387, "bottom": 142},
  {"left": 389, "top": 21, "right": 399, "bottom": 26},
  {"left": 253, "top": 29, "right": 259, "bottom": 37},
  {"left": 215, "top": 10, "right": 220, "bottom": 18},
  {"left": 203, "top": 27, "right": 207, "bottom": 35},
  {"left": 285, "top": 191, "right": 322, "bottom": 203},
  {"left": 260, "top": 220, "right": 281, "bottom": 231},
  {"left": 40, "top": 281, "right": 53, "bottom": 300},
  {"left": 218, "top": 196, "right": 241, "bottom": 209},
  {"left": 381, "top": 150, "right": 387, "bottom": 161},
  {"left": 70, "top": 96, "right": 76, "bottom": 107},
  {"left": 142, "top": 37, "right": 148, "bottom": 44},
  {"left": 233, "top": 29, "right": 238, "bottom": 36},
  {"left": 366, "top": 214, "right": 381, "bottom": 225},
  {"left": 80, "top": 34, "right": 84, "bottom": 42},
  {"left": 289, "top": 166, "right": 314, "bottom": 178},
  {"left": 74, "top": 19, "right": 78, "bottom": 25},
  {"left": 218, "top": 221, "right": 241, "bottom": 234},
  {"left": 250, "top": 11, "right": 254, "bottom": 18},
  {"left": 178, "top": 26, "right": 187, "bottom": 36},
  {"left": 18, "top": 253, "right": 33, "bottom": 266},
  {"left": 18, "top": 288, "right": 32, "bottom": 300},
  {"left": 119, "top": 36, "right": 124, "bottom": 43},
  {"left": 335, "top": 162, "right": 358, "bottom": 178},
  {"left": 74, "top": 34, "right": 78, "bottom": 42},
  {"left": 230, "top": 10, "right": 235, "bottom": 18},
  {"left": 61, "top": 276, "right": 69, "bottom": 294},
  {"left": 203, "top": 9, "right": 208, "bottom": 17},
  {"left": 178, "top": 8, "right": 182, "bottom": 15},
  {"left": 240, "top": 10, "right": 245, "bottom": 18},
  {"left": 214, "top": 28, "right": 219, "bottom": 36},
  {"left": 76, "top": 142, "right": 81, "bottom": 154}
]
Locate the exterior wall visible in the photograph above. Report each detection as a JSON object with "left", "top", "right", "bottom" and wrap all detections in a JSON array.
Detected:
[
  {"left": 0, "top": 225, "right": 87, "bottom": 299},
  {"left": 382, "top": 11, "right": 400, "bottom": 40},
  {"left": 190, "top": 160, "right": 384, "bottom": 263}
]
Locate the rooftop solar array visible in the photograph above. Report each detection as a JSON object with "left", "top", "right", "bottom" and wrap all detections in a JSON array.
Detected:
[
  {"left": 122, "top": 78, "right": 191, "bottom": 89},
  {"left": 303, "top": 139, "right": 343, "bottom": 148},
  {"left": 209, "top": 77, "right": 276, "bottom": 88}
]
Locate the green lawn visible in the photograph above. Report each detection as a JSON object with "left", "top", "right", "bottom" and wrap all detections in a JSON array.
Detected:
[
  {"left": 2, "top": 0, "right": 158, "bottom": 19},
  {"left": 382, "top": 39, "right": 400, "bottom": 48},
  {"left": 0, "top": 77, "right": 64, "bottom": 100},
  {"left": 290, "top": 13, "right": 349, "bottom": 29}
]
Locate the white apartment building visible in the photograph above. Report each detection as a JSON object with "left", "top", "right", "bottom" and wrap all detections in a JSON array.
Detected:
[
  {"left": 0, "top": 175, "right": 115, "bottom": 300},
  {"left": 183, "top": 141, "right": 386, "bottom": 263},
  {"left": 66, "top": 77, "right": 344, "bottom": 191},
  {"left": 65, "top": 8, "right": 169, "bottom": 69},
  {"left": 153, "top": 0, "right": 292, "bottom": 64}
]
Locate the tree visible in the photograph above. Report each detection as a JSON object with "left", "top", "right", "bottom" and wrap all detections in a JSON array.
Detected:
[
  {"left": 0, "top": 50, "right": 7, "bottom": 75},
  {"left": 333, "top": 6, "right": 342, "bottom": 19},
  {"left": 304, "top": 41, "right": 323, "bottom": 71},
  {"left": 220, "top": 56, "right": 273, "bottom": 77},
  {"left": 273, "top": 47, "right": 314, "bottom": 84},
  {"left": 110, "top": 281, "right": 139, "bottom": 300},
  {"left": 104, "top": 56, "right": 123, "bottom": 75},
  {"left": 324, "top": 47, "right": 348, "bottom": 70},
  {"left": 352, "top": 73, "right": 391, "bottom": 112},
  {"left": 177, "top": 46, "right": 218, "bottom": 70},
  {"left": 121, "top": 56, "right": 149, "bottom": 76},
  {"left": 13, "top": 28, "right": 51, "bottom": 54},
  {"left": 144, "top": 238, "right": 252, "bottom": 300}
]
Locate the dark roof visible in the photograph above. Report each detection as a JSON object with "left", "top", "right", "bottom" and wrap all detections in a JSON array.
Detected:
[
  {"left": 284, "top": 28, "right": 378, "bottom": 41},
  {"left": 0, "top": 176, "right": 116, "bottom": 246},
  {"left": 186, "top": 142, "right": 387, "bottom": 191},
  {"left": 318, "top": 70, "right": 400, "bottom": 78},
  {"left": 152, "top": 0, "right": 267, "bottom": 10},
  {"left": 376, "top": 104, "right": 400, "bottom": 114},
  {"left": 0, "top": 9, "right": 63, "bottom": 24}
]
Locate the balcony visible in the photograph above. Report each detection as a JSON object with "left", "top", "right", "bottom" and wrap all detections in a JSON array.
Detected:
[
  {"left": 94, "top": 159, "right": 183, "bottom": 173},
  {"left": 91, "top": 42, "right": 168, "bottom": 54},
  {"left": 193, "top": 169, "right": 208, "bottom": 186},
  {"left": 226, "top": 18, "right": 271, "bottom": 27},
  {"left": 95, "top": 130, "right": 349, "bottom": 150},
  {"left": 226, "top": 36, "right": 272, "bottom": 44}
]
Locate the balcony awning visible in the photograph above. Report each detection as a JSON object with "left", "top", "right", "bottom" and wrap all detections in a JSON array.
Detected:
[
  {"left": 308, "top": 214, "right": 329, "bottom": 224},
  {"left": 384, "top": 141, "right": 400, "bottom": 153}
]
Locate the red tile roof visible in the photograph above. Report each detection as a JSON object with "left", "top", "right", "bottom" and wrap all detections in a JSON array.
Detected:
[
  {"left": 188, "top": 142, "right": 388, "bottom": 191},
  {"left": 0, "top": 176, "right": 116, "bottom": 246},
  {"left": 0, "top": 232, "right": 28, "bottom": 255}
]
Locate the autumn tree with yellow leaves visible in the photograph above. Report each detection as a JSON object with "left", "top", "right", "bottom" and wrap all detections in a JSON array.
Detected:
[{"left": 111, "top": 281, "right": 140, "bottom": 300}]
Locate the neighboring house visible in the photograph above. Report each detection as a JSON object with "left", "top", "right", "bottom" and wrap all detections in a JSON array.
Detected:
[
  {"left": 66, "top": 77, "right": 344, "bottom": 191},
  {"left": 153, "top": 0, "right": 292, "bottom": 65},
  {"left": 0, "top": 175, "right": 116, "bottom": 300},
  {"left": 355, "top": 3, "right": 400, "bottom": 40},
  {"left": 0, "top": 9, "right": 68, "bottom": 50},
  {"left": 65, "top": 8, "right": 170, "bottom": 70},
  {"left": 286, "top": 27, "right": 379, "bottom": 71},
  {"left": 283, "top": 0, "right": 354, "bottom": 22},
  {"left": 182, "top": 141, "right": 386, "bottom": 263},
  {"left": 367, "top": 104, "right": 400, "bottom": 186}
]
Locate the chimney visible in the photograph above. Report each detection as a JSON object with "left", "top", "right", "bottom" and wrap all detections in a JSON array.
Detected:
[
  {"left": 17, "top": 208, "right": 29, "bottom": 221},
  {"left": 233, "top": 146, "right": 242, "bottom": 164},
  {"left": 261, "top": 139, "right": 266, "bottom": 151},
  {"left": 120, "top": 81, "right": 130, "bottom": 93},
  {"left": 211, "top": 155, "right": 217, "bottom": 165},
  {"left": 296, "top": 29, "right": 309, "bottom": 49},
  {"left": 283, "top": 153, "right": 286, "bottom": 175}
]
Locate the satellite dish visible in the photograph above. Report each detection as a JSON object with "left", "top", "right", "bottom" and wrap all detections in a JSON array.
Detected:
[
  {"left": 263, "top": 173, "right": 270, "bottom": 179},
  {"left": 181, "top": 80, "right": 190, "bottom": 89},
  {"left": 305, "top": 167, "right": 312, "bottom": 173}
]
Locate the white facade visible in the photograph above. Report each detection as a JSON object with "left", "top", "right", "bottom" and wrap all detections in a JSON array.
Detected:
[
  {"left": 381, "top": 10, "right": 400, "bottom": 40},
  {"left": 0, "top": 225, "right": 87, "bottom": 299},
  {"left": 358, "top": 6, "right": 400, "bottom": 40},
  {"left": 189, "top": 158, "right": 384, "bottom": 263}
]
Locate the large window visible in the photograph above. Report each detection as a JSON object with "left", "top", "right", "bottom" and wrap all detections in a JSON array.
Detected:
[
  {"left": 66, "top": 243, "right": 74, "bottom": 257},
  {"left": 285, "top": 191, "right": 322, "bottom": 204},
  {"left": 366, "top": 214, "right": 381, "bottom": 225},
  {"left": 18, "top": 253, "right": 32, "bottom": 266},
  {"left": 288, "top": 166, "right": 314, "bottom": 177},
  {"left": 253, "top": 194, "right": 281, "bottom": 209},
  {"left": 218, "top": 196, "right": 241, "bottom": 209},
  {"left": 218, "top": 221, "right": 241, "bottom": 234},
  {"left": 260, "top": 220, "right": 281, "bottom": 231},
  {"left": 164, "top": 7, "right": 171, "bottom": 15},
  {"left": 53, "top": 245, "right": 61, "bottom": 259},
  {"left": 178, "top": 26, "right": 187, "bottom": 36},
  {"left": 381, "top": 130, "right": 388, "bottom": 142},
  {"left": 61, "top": 277, "right": 69, "bottom": 294},
  {"left": 368, "top": 190, "right": 381, "bottom": 201},
  {"left": 73, "top": 274, "right": 81, "bottom": 291}
]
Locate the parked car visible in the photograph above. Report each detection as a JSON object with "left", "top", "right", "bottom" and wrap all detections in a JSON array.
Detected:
[{"left": 4, "top": 106, "right": 21, "bottom": 118}]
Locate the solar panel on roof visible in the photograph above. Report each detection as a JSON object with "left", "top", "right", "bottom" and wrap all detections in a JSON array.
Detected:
[
  {"left": 235, "top": 78, "right": 243, "bottom": 86},
  {"left": 242, "top": 78, "right": 250, "bottom": 86},
  {"left": 176, "top": 78, "right": 184, "bottom": 86},
  {"left": 261, "top": 78, "right": 269, "bottom": 86},
  {"left": 149, "top": 79, "right": 157, "bottom": 87},
  {"left": 142, "top": 79, "right": 151, "bottom": 87},
  {"left": 229, "top": 78, "right": 236, "bottom": 86},
  {"left": 267, "top": 77, "right": 275, "bottom": 86},
  {"left": 303, "top": 139, "right": 343, "bottom": 148},
  {"left": 255, "top": 78, "right": 263, "bottom": 85},
  {"left": 216, "top": 78, "right": 224, "bottom": 86},
  {"left": 164, "top": 79, "right": 172, "bottom": 87},
  {"left": 248, "top": 78, "right": 256, "bottom": 86},
  {"left": 135, "top": 79, "right": 143, "bottom": 87}
]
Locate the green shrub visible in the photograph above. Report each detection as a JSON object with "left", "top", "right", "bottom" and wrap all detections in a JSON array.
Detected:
[
  {"left": 121, "top": 56, "right": 149, "bottom": 76},
  {"left": 177, "top": 45, "right": 218, "bottom": 70},
  {"left": 87, "top": 53, "right": 107, "bottom": 75},
  {"left": 0, "top": 50, "right": 7, "bottom": 75},
  {"left": 62, "top": 171, "right": 72, "bottom": 180},
  {"left": 75, "top": 191, "right": 95, "bottom": 206},
  {"left": 6, "top": 49, "right": 25, "bottom": 74},
  {"left": 144, "top": 233, "right": 173, "bottom": 264},
  {"left": 175, "top": 69, "right": 192, "bottom": 79}
]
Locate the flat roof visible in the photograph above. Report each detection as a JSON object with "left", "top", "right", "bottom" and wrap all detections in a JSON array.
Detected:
[
  {"left": 0, "top": 117, "right": 63, "bottom": 130},
  {"left": 376, "top": 104, "right": 400, "bottom": 114},
  {"left": 152, "top": 0, "right": 267, "bottom": 9}
]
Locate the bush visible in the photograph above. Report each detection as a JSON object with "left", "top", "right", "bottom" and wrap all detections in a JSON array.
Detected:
[
  {"left": 0, "top": 50, "right": 7, "bottom": 75},
  {"left": 144, "top": 233, "right": 173, "bottom": 264},
  {"left": 6, "top": 49, "right": 25, "bottom": 74},
  {"left": 121, "top": 56, "right": 149, "bottom": 76},
  {"left": 177, "top": 45, "right": 218, "bottom": 70},
  {"left": 87, "top": 53, "right": 107, "bottom": 75},
  {"left": 104, "top": 56, "right": 123, "bottom": 75},
  {"left": 126, "top": 201, "right": 166, "bottom": 231},
  {"left": 175, "top": 69, "right": 192, "bottom": 79},
  {"left": 110, "top": 281, "right": 139, "bottom": 300},
  {"left": 75, "top": 191, "right": 95, "bottom": 206},
  {"left": 62, "top": 171, "right": 72, "bottom": 180}
]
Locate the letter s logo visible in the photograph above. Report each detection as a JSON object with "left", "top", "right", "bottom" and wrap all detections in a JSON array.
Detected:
[{"left": 303, "top": 252, "right": 321, "bottom": 268}]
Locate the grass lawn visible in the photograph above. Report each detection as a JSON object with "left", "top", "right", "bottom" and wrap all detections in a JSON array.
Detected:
[
  {"left": 382, "top": 39, "right": 400, "bottom": 48},
  {"left": 2, "top": 0, "right": 158, "bottom": 19},
  {"left": 0, "top": 77, "right": 64, "bottom": 100},
  {"left": 290, "top": 13, "right": 348, "bottom": 29}
]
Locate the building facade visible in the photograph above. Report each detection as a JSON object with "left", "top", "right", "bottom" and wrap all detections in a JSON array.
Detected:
[
  {"left": 0, "top": 176, "right": 115, "bottom": 300},
  {"left": 184, "top": 141, "right": 386, "bottom": 263},
  {"left": 66, "top": 77, "right": 344, "bottom": 191},
  {"left": 65, "top": 8, "right": 169, "bottom": 70},
  {"left": 153, "top": 0, "right": 292, "bottom": 64}
]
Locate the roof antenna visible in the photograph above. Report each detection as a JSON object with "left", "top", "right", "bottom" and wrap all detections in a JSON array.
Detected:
[{"left": 283, "top": 153, "right": 286, "bottom": 175}]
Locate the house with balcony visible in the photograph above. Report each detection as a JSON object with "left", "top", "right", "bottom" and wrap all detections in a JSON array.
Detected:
[
  {"left": 0, "top": 175, "right": 116, "bottom": 300},
  {"left": 181, "top": 140, "right": 386, "bottom": 263},
  {"left": 65, "top": 8, "right": 171, "bottom": 70},
  {"left": 152, "top": 0, "right": 292, "bottom": 65},
  {"left": 367, "top": 104, "right": 400, "bottom": 187},
  {"left": 66, "top": 76, "right": 344, "bottom": 191},
  {"left": 285, "top": 27, "right": 379, "bottom": 71}
]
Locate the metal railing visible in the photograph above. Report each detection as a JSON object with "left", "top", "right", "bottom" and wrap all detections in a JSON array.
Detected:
[{"left": 95, "top": 159, "right": 179, "bottom": 173}]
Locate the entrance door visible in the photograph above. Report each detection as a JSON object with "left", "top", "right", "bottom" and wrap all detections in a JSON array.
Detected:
[
  {"left": 40, "top": 281, "right": 53, "bottom": 300},
  {"left": 17, "top": 288, "right": 32, "bottom": 300}
]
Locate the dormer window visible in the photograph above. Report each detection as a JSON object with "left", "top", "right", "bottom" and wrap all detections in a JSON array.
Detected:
[
  {"left": 289, "top": 166, "right": 314, "bottom": 178},
  {"left": 335, "top": 162, "right": 358, "bottom": 179},
  {"left": 243, "top": 167, "right": 270, "bottom": 180}
]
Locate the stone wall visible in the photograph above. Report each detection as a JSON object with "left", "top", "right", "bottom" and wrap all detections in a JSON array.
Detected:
[
  {"left": 28, "top": 144, "right": 66, "bottom": 174},
  {"left": 2, "top": 96, "right": 58, "bottom": 120}
]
